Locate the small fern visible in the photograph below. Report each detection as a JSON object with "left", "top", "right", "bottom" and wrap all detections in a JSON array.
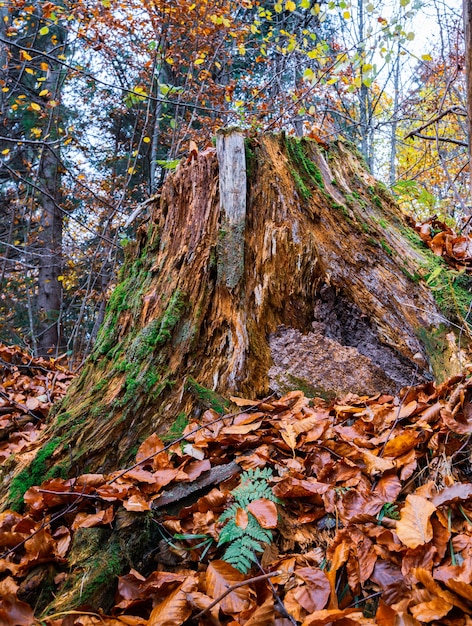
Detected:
[{"left": 217, "top": 467, "right": 278, "bottom": 574}]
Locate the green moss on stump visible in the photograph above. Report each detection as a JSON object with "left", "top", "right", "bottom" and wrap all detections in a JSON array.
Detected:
[
  {"left": 186, "top": 378, "right": 230, "bottom": 414},
  {"left": 47, "top": 528, "right": 123, "bottom": 614},
  {"left": 162, "top": 412, "right": 189, "bottom": 442},
  {"left": 284, "top": 136, "right": 324, "bottom": 200},
  {"left": 8, "top": 437, "right": 63, "bottom": 511}
]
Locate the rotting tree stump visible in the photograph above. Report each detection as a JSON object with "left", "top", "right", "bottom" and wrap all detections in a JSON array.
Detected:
[{"left": 3, "top": 130, "right": 470, "bottom": 501}]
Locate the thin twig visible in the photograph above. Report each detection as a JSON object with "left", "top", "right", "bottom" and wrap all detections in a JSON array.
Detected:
[
  {"left": 0, "top": 493, "right": 83, "bottom": 560},
  {"left": 194, "top": 571, "right": 281, "bottom": 618},
  {"left": 257, "top": 561, "right": 297, "bottom": 625},
  {"left": 107, "top": 395, "right": 275, "bottom": 485}
]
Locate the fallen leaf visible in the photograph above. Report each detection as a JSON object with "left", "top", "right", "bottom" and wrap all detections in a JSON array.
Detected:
[
  {"left": 247, "top": 498, "right": 278, "bottom": 529},
  {"left": 148, "top": 575, "right": 197, "bottom": 626},
  {"left": 206, "top": 560, "right": 254, "bottom": 614},
  {"left": 396, "top": 494, "right": 436, "bottom": 549},
  {"left": 0, "top": 595, "right": 34, "bottom": 626}
]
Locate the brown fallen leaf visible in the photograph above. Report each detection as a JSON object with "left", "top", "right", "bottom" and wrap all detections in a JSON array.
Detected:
[{"left": 205, "top": 560, "right": 254, "bottom": 614}]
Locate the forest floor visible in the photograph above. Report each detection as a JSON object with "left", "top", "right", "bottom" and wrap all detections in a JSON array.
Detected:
[{"left": 1, "top": 218, "right": 472, "bottom": 625}]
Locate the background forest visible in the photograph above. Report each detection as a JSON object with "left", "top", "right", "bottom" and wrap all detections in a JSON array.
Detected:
[{"left": 0, "top": 0, "right": 468, "bottom": 362}]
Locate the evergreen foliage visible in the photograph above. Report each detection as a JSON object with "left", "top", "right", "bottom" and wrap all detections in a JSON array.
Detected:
[{"left": 217, "top": 468, "right": 278, "bottom": 574}]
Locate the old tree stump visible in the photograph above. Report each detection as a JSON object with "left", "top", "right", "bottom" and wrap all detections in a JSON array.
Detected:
[{"left": 3, "top": 130, "right": 471, "bottom": 612}]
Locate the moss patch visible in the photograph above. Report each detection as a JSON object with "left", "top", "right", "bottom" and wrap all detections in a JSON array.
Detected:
[
  {"left": 401, "top": 226, "right": 472, "bottom": 329},
  {"left": 162, "top": 411, "right": 189, "bottom": 442},
  {"left": 284, "top": 136, "right": 324, "bottom": 201},
  {"left": 8, "top": 437, "right": 63, "bottom": 511},
  {"left": 416, "top": 325, "right": 458, "bottom": 382},
  {"left": 46, "top": 528, "right": 123, "bottom": 614},
  {"left": 186, "top": 377, "right": 230, "bottom": 414}
]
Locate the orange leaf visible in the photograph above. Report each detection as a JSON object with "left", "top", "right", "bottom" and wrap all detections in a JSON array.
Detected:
[
  {"left": 235, "top": 507, "right": 249, "bottom": 529},
  {"left": 148, "top": 576, "right": 197, "bottom": 626},
  {"left": 409, "top": 595, "right": 452, "bottom": 622},
  {"left": 301, "top": 608, "right": 361, "bottom": 625},
  {"left": 247, "top": 498, "right": 278, "bottom": 528},
  {"left": 135, "top": 433, "right": 169, "bottom": 469},
  {"left": 123, "top": 494, "right": 150, "bottom": 512},
  {"left": 326, "top": 541, "right": 349, "bottom": 609},
  {"left": 230, "top": 395, "right": 259, "bottom": 407},
  {"left": 206, "top": 560, "right": 254, "bottom": 614},
  {"left": 396, "top": 494, "right": 436, "bottom": 549},
  {"left": 382, "top": 430, "right": 421, "bottom": 457},
  {"left": 243, "top": 596, "right": 275, "bottom": 625},
  {"left": 432, "top": 483, "right": 472, "bottom": 507}
]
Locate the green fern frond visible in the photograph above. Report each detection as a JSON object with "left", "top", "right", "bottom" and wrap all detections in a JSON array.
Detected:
[
  {"left": 217, "top": 467, "right": 278, "bottom": 574},
  {"left": 232, "top": 467, "right": 279, "bottom": 508},
  {"left": 218, "top": 503, "right": 240, "bottom": 526},
  {"left": 222, "top": 536, "right": 264, "bottom": 573},
  {"left": 218, "top": 514, "right": 273, "bottom": 546}
]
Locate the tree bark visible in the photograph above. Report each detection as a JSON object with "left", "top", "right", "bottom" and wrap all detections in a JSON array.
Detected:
[
  {"left": 464, "top": 0, "right": 472, "bottom": 198},
  {"left": 36, "top": 142, "right": 63, "bottom": 356},
  {"left": 19, "top": 129, "right": 466, "bottom": 481}
]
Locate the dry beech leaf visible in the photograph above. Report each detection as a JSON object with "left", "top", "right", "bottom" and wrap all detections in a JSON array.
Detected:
[
  {"left": 0, "top": 595, "right": 34, "bottom": 626},
  {"left": 444, "top": 578, "right": 472, "bottom": 601},
  {"left": 247, "top": 498, "right": 278, "bottom": 529},
  {"left": 432, "top": 483, "right": 472, "bottom": 507},
  {"left": 122, "top": 494, "right": 151, "bottom": 512},
  {"left": 243, "top": 596, "right": 275, "bottom": 626},
  {"left": 235, "top": 507, "right": 249, "bottom": 529},
  {"left": 222, "top": 421, "right": 262, "bottom": 435},
  {"left": 396, "top": 494, "right": 436, "bottom": 549},
  {"left": 71, "top": 506, "right": 114, "bottom": 530},
  {"left": 301, "top": 607, "right": 360, "bottom": 625},
  {"left": 409, "top": 595, "right": 452, "bottom": 622},
  {"left": 135, "top": 433, "right": 169, "bottom": 469},
  {"left": 230, "top": 396, "right": 260, "bottom": 407},
  {"left": 412, "top": 567, "right": 471, "bottom": 612},
  {"left": 295, "top": 567, "right": 331, "bottom": 612},
  {"left": 206, "top": 560, "right": 253, "bottom": 614},
  {"left": 358, "top": 449, "right": 395, "bottom": 475},
  {"left": 393, "top": 613, "right": 422, "bottom": 625},
  {"left": 382, "top": 430, "right": 421, "bottom": 457},
  {"left": 147, "top": 576, "right": 197, "bottom": 626},
  {"left": 326, "top": 541, "right": 349, "bottom": 609}
]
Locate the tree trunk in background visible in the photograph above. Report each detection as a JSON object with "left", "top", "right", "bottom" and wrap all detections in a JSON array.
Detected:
[
  {"left": 36, "top": 143, "right": 63, "bottom": 356},
  {"left": 11, "top": 129, "right": 465, "bottom": 485},
  {"left": 464, "top": 0, "right": 472, "bottom": 201}
]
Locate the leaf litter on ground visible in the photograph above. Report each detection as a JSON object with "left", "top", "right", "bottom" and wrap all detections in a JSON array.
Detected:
[{"left": 1, "top": 342, "right": 472, "bottom": 624}]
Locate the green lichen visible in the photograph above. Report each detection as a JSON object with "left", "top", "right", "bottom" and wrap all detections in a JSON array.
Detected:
[
  {"left": 186, "top": 377, "right": 230, "bottom": 414},
  {"left": 416, "top": 325, "right": 453, "bottom": 382},
  {"left": 8, "top": 437, "right": 63, "bottom": 511}
]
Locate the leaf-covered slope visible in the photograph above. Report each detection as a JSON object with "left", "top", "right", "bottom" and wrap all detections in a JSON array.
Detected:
[{"left": 3, "top": 372, "right": 472, "bottom": 624}]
